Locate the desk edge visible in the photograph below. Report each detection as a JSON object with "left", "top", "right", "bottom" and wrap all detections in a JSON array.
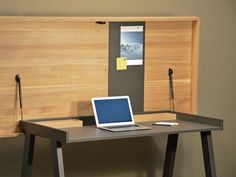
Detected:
[{"left": 22, "top": 121, "right": 68, "bottom": 143}]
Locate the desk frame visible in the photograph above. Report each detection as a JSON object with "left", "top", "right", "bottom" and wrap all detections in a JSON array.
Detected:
[{"left": 20, "top": 111, "right": 223, "bottom": 177}]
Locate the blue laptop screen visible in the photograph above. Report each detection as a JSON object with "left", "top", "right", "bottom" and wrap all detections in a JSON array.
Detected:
[{"left": 94, "top": 98, "right": 132, "bottom": 124}]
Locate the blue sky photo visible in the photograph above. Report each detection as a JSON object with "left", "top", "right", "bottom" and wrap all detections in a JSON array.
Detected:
[{"left": 120, "top": 31, "right": 143, "bottom": 60}]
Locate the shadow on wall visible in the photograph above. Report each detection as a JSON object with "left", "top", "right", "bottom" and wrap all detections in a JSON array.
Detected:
[
  {"left": 0, "top": 135, "right": 169, "bottom": 177},
  {"left": 0, "top": 136, "right": 24, "bottom": 177}
]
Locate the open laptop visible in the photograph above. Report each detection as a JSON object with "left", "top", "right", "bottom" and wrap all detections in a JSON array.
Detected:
[{"left": 91, "top": 96, "right": 151, "bottom": 132}]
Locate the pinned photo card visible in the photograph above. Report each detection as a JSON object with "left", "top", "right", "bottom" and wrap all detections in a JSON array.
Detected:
[{"left": 120, "top": 26, "right": 143, "bottom": 66}]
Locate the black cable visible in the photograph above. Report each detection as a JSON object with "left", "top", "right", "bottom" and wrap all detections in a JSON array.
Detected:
[
  {"left": 168, "top": 68, "right": 175, "bottom": 111},
  {"left": 15, "top": 74, "right": 24, "bottom": 132}
]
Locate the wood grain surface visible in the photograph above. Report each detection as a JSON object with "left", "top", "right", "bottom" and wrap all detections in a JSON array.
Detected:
[
  {"left": 0, "top": 17, "right": 199, "bottom": 137},
  {"left": 144, "top": 21, "right": 198, "bottom": 113},
  {"left": 0, "top": 17, "right": 108, "bottom": 136}
]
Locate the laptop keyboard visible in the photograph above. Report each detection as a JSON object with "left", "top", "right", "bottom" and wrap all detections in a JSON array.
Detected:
[{"left": 104, "top": 124, "right": 139, "bottom": 129}]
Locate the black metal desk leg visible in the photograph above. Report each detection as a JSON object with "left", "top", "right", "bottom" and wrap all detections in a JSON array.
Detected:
[
  {"left": 201, "top": 131, "right": 217, "bottom": 177},
  {"left": 21, "top": 134, "right": 35, "bottom": 177},
  {"left": 162, "top": 134, "right": 179, "bottom": 177},
  {"left": 51, "top": 141, "right": 65, "bottom": 177}
]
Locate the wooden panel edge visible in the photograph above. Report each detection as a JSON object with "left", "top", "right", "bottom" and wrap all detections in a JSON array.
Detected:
[
  {"left": 0, "top": 16, "right": 199, "bottom": 22},
  {"left": 191, "top": 19, "right": 200, "bottom": 113}
]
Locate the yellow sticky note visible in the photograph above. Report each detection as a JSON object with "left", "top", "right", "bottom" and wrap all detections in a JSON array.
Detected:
[{"left": 116, "top": 57, "right": 127, "bottom": 70}]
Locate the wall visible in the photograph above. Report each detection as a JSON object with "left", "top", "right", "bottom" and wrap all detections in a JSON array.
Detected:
[{"left": 0, "top": 0, "right": 235, "bottom": 177}]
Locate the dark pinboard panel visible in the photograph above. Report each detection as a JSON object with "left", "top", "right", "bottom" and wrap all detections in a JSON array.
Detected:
[{"left": 108, "top": 22, "right": 145, "bottom": 112}]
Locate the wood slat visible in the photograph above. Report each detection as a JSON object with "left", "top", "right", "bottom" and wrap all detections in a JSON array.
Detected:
[
  {"left": 36, "top": 119, "right": 83, "bottom": 129},
  {"left": 135, "top": 113, "right": 176, "bottom": 122}
]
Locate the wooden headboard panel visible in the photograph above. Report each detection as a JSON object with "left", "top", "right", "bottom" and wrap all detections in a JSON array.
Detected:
[{"left": 0, "top": 16, "right": 199, "bottom": 137}]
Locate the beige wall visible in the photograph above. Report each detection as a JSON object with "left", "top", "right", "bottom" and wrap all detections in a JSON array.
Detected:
[{"left": 0, "top": 0, "right": 236, "bottom": 177}]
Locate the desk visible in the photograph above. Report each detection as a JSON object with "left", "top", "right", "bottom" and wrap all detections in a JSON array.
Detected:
[{"left": 20, "top": 111, "right": 223, "bottom": 177}]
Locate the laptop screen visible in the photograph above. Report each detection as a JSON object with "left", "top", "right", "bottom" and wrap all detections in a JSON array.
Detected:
[{"left": 93, "top": 97, "right": 132, "bottom": 124}]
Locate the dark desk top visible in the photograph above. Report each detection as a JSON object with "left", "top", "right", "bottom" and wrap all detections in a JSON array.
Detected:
[{"left": 22, "top": 111, "right": 223, "bottom": 144}]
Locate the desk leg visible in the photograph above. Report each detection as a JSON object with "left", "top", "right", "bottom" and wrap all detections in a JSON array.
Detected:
[
  {"left": 162, "top": 134, "right": 179, "bottom": 177},
  {"left": 201, "top": 131, "right": 217, "bottom": 177},
  {"left": 51, "top": 141, "right": 65, "bottom": 177},
  {"left": 21, "top": 134, "right": 35, "bottom": 177}
]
